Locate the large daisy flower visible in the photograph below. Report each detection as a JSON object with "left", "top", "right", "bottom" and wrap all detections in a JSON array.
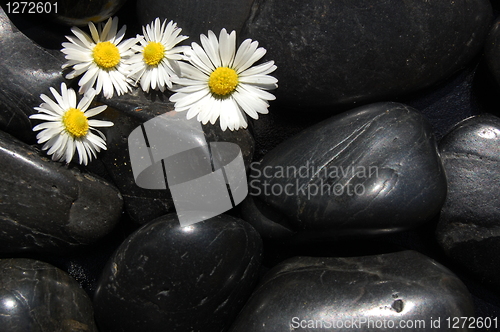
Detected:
[
  {"left": 61, "top": 17, "right": 140, "bottom": 99},
  {"left": 30, "top": 83, "right": 114, "bottom": 165},
  {"left": 169, "top": 29, "right": 278, "bottom": 131},
  {"left": 127, "top": 18, "right": 189, "bottom": 93}
]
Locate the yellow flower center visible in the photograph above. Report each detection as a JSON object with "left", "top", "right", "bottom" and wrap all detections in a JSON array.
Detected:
[
  {"left": 208, "top": 67, "right": 238, "bottom": 96},
  {"left": 93, "top": 41, "right": 120, "bottom": 69},
  {"left": 143, "top": 42, "right": 165, "bottom": 66},
  {"left": 63, "top": 108, "right": 89, "bottom": 138}
]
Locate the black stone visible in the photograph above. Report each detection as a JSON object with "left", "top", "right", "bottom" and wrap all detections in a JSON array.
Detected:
[
  {"left": 0, "top": 130, "right": 123, "bottom": 253},
  {"left": 436, "top": 114, "right": 500, "bottom": 292},
  {"left": 0, "top": 6, "right": 66, "bottom": 144},
  {"left": 136, "top": 0, "right": 254, "bottom": 39},
  {"left": 93, "top": 213, "right": 262, "bottom": 332},
  {"left": 51, "top": 0, "right": 127, "bottom": 26},
  {"left": 242, "top": 0, "right": 492, "bottom": 109},
  {"left": 92, "top": 91, "right": 254, "bottom": 224},
  {"left": 245, "top": 102, "right": 446, "bottom": 240},
  {"left": 485, "top": 15, "right": 500, "bottom": 89},
  {"left": 0, "top": 258, "right": 97, "bottom": 332},
  {"left": 229, "top": 251, "right": 474, "bottom": 332}
]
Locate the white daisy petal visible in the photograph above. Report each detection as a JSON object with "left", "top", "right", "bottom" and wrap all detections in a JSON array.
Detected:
[
  {"left": 172, "top": 89, "right": 210, "bottom": 108},
  {"left": 239, "top": 60, "right": 277, "bottom": 76},
  {"left": 39, "top": 94, "right": 64, "bottom": 114},
  {"left": 219, "top": 29, "right": 236, "bottom": 67},
  {"left": 71, "top": 27, "right": 94, "bottom": 48},
  {"left": 232, "top": 91, "right": 259, "bottom": 119},
  {"left": 238, "top": 74, "right": 278, "bottom": 86},
  {"left": 100, "top": 18, "right": 113, "bottom": 41},
  {"left": 30, "top": 84, "right": 113, "bottom": 165},
  {"left": 75, "top": 140, "right": 86, "bottom": 165},
  {"left": 239, "top": 83, "right": 276, "bottom": 101},
  {"left": 200, "top": 31, "right": 221, "bottom": 68},
  {"left": 86, "top": 132, "right": 107, "bottom": 150},
  {"left": 65, "top": 138, "right": 75, "bottom": 164},
  {"left": 236, "top": 47, "right": 267, "bottom": 73},
  {"left": 177, "top": 62, "right": 209, "bottom": 81},
  {"left": 187, "top": 43, "right": 214, "bottom": 75},
  {"left": 50, "top": 86, "right": 66, "bottom": 110},
  {"left": 186, "top": 105, "right": 201, "bottom": 120},
  {"left": 88, "top": 22, "right": 100, "bottom": 44},
  {"left": 79, "top": 64, "right": 99, "bottom": 88},
  {"left": 84, "top": 105, "right": 107, "bottom": 117},
  {"left": 114, "top": 25, "right": 126, "bottom": 44},
  {"left": 232, "top": 39, "right": 256, "bottom": 70},
  {"left": 88, "top": 119, "right": 114, "bottom": 127},
  {"left": 32, "top": 107, "right": 59, "bottom": 118},
  {"left": 173, "top": 84, "right": 207, "bottom": 94},
  {"left": 197, "top": 97, "right": 215, "bottom": 124},
  {"left": 30, "top": 115, "right": 61, "bottom": 123},
  {"left": 77, "top": 89, "right": 96, "bottom": 111}
]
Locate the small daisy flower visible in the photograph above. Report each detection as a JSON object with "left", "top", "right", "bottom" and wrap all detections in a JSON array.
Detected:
[
  {"left": 170, "top": 29, "right": 278, "bottom": 131},
  {"left": 127, "top": 18, "right": 189, "bottom": 93},
  {"left": 61, "top": 17, "right": 140, "bottom": 99},
  {"left": 30, "top": 83, "right": 114, "bottom": 165}
]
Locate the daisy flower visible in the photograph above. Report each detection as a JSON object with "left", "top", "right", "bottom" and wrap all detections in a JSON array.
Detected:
[
  {"left": 61, "top": 17, "right": 140, "bottom": 99},
  {"left": 127, "top": 18, "right": 189, "bottom": 93},
  {"left": 169, "top": 29, "right": 278, "bottom": 131},
  {"left": 30, "top": 83, "right": 114, "bottom": 165}
]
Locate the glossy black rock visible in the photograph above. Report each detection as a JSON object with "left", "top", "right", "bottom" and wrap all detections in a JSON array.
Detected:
[
  {"left": 51, "top": 0, "right": 127, "bottom": 26},
  {"left": 436, "top": 114, "right": 500, "bottom": 291},
  {"left": 247, "top": 102, "right": 446, "bottom": 239},
  {"left": 0, "top": 258, "right": 97, "bottom": 332},
  {"left": 93, "top": 92, "right": 254, "bottom": 224},
  {"left": 242, "top": 0, "right": 492, "bottom": 108},
  {"left": 93, "top": 213, "right": 262, "bottom": 332},
  {"left": 229, "top": 251, "right": 474, "bottom": 332},
  {"left": 137, "top": 0, "right": 254, "bottom": 39},
  {"left": 0, "top": 130, "right": 123, "bottom": 253},
  {"left": 0, "top": 7, "right": 66, "bottom": 143},
  {"left": 485, "top": 16, "right": 500, "bottom": 88}
]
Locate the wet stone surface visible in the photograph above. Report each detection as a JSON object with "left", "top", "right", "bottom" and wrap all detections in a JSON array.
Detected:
[
  {"left": 242, "top": 0, "right": 492, "bottom": 109},
  {"left": 0, "top": 7, "right": 66, "bottom": 144},
  {"left": 0, "top": 130, "right": 123, "bottom": 254},
  {"left": 245, "top": 102, "right": 446, "bottom": 240},
  {"left": 0, "top": 258, "right": 98, "bottom": 332},
  {"left": 229, "top": 251, "right": 474, "bottom": 332},
  {"left": 93, "top": 213, "right": 262, "bottom": 332},
  {"left": 436, "top": 114, "right": 500, "bottom": 291}
]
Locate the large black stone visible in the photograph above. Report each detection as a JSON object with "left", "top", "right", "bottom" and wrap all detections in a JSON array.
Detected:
[
  {"left": 0, "top": 7, "right": 66, "bottom": 144},
  {"left": 0, "top": 130, "right": 123, "bottom": 253},
  {"left": 93, "top": 91, "right": 254, "bottom": 224},
  {"left": 436, "top": 114, "right": 500, "bottom": 292},
  {"left": 245, "top": 102, "right": 446, "bottom": 240},
  {"left": 485, "top": 15, "right": 500, "bottom": 88},
  {"left": 93, "top": 213, "right": 262, "bottom": 332},
  {"left": 51, "top": 0, "right": 127, "bottom": 26},
  {"left": 0, "top": 258, "right": 97, "bottom": 332},
  {"left": 241, "top": 0, "right": 492, "bottom": 108},
  {"left": 137, "top": 0, "right": 254, "bottom": 39},
  {"left": 229, "top": 251, "right": 474, "bottom": 332}
]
